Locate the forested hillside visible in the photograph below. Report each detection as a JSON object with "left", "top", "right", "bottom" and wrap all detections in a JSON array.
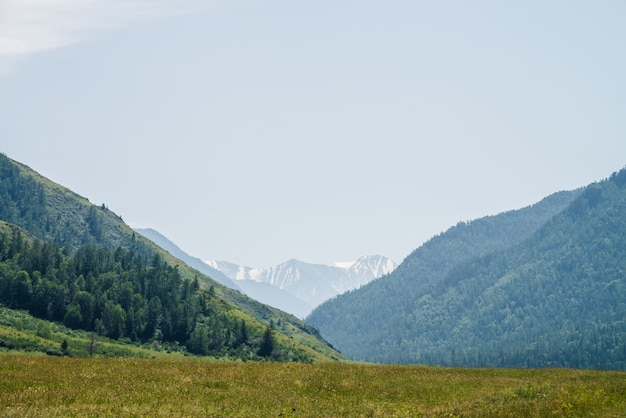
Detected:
[
  {"left": 309, "top": 169, "right": 626, "bottom": 369},
  {"left": 0, "top": 222, "right": 258, "bottom": 357},
  {"left": 307, "top": 188, "right": 581, "bottom": 364},
  {"left": 0, "top": 153, "right": 340, "bottom": 361},
  {"left": 0, "top": 154, "right": 146, "bottom": 255}
]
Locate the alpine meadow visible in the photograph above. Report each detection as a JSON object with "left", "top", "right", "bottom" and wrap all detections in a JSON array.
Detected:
[{"left": 2, "top": 0, "right": 626, "bottom": 414}]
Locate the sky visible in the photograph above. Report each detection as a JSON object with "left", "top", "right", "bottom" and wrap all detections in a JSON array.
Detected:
[{"left": 1, "top": 1, "right": 625, "bottom": 268}]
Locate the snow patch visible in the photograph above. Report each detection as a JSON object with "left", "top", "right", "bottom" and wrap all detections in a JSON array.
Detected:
[
  {"left": 332, "top": 261, "right": 355, "bottom": 269},
  {"left": 206, "top": 255, "right": 398, "bottom": 315}
]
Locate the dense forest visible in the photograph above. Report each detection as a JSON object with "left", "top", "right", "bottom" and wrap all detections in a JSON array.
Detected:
[
  {"left": 0, "top": 153, "right": 339, "bottom": 361},
  {"left": 308, "top": 189, "right": 580, "bottom": 362},
  {"left": 309, "top": 169, "right": 626, "bottom": 369},
  {"left": 0, "top": 223, "right": 285, "bottom": 359}
]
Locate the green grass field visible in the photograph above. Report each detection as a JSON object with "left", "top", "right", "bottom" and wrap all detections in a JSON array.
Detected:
[{"left": 1, "top": 354, "right": 625, "bottom": 417}]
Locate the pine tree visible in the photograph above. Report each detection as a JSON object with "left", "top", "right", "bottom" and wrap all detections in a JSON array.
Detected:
[
  {"left": 239, "top": 320, "right": 248, "bottom": 346},
  {"left": 258, "top": 324, "right": 275, "bottom": 357}
]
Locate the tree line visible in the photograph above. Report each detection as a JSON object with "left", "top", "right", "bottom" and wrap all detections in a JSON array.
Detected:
[{"left": 0, "top": 225, "right": 278, "bottom": 359}]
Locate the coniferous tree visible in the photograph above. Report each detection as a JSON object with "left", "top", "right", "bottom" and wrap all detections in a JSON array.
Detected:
[
  {"left": 239, "top": 320, "right": 248, "bottom": 346},
  {"left": 63, "top": 303, "right": 83, "bottom": 329},
  {"left": 258, "top": 324, "right": 275, "bottom": 357},
  {"left": 187, "top": 324, "right": 209, "bottom": 356}
]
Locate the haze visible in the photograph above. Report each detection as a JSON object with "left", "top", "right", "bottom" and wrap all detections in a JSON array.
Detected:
[{"left": 1, "top": 1, "right": 625, "bottom": 267}]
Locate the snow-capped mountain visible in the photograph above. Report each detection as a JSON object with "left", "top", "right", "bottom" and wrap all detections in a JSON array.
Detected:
[
  {"left": 341, "top": 255, "right": 399, "bottom": 294},
  {"left": 135, "top": 227, "right": 396, "bottom": 318},
  {"left": 205, "top": 255, "right": 397, "bottom": 317},
  {"left": 204, "top": 260, "right": 256, "bottom": 281}
]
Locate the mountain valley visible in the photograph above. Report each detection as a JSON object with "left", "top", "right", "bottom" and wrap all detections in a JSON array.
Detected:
[{"left": 2, "top": 151, "right": 626, "bottom": 370}]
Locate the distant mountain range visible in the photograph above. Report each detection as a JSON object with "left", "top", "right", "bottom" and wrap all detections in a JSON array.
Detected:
[
  {"left": 206, "top": 256, "right": 398, "bottom": 318},
  {"left": 134, "top": 228, "right": 396, "bottom": 318}
]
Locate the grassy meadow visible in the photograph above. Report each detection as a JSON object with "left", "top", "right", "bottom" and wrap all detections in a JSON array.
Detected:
[{"left": 1, "top": 354, "right": 625, "bottom": 417}]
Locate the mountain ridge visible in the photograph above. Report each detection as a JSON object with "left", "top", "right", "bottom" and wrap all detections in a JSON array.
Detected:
[
  {"left": 206, "top": 255, "right": 397, "bottom": 317},
  {"left": 309, "top": 169, "right": 626, "bottom": 369},
  {"left": 134, "top": 228, "right": 241, "bottom": 291},
  {"left": 307, "top": 187, "right": 586, "bottom": 365}
]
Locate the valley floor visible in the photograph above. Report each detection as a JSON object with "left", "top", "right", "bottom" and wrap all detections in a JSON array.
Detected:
[{"left": 1, "top": 354, "right": 625, "bottom": 417}]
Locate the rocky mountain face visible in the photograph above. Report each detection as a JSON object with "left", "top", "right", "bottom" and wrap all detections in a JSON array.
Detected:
[{"left": 206, "top": 255, "right": 397, "bottom": 318}]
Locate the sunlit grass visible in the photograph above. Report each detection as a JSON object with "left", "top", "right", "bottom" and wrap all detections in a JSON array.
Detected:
[{"left": 1, "top": 354, "right": 625, "bottom": 417}]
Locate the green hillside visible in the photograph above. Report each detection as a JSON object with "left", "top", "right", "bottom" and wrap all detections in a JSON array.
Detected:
[
  {"left": 308, "top": 188, "right": 580, "bottom": 363},
  {"left": 0, "top": 153, "right": 341, "bottom": 362},
  {"left": 310, "top": 169, "right": 626, "bottom": 369}
]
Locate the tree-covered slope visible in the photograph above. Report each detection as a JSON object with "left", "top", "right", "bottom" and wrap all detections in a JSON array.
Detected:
[
  {"left": 311, "top": 169, "right": 626, "bottom": 369},
  {"left": 391, "top": 171, "right": 626, "bottom": 369},
  {"left": 0, "top": 222, "right": 258, "bottom": 358},
  {"left": 0, "top": 153, "right": 146, "bottom": 255},
  {"left": 0, "top": 153, "right": 341, "bottom": 361},
  {"left": 307, "top": 188, "right": 581, "bottom": 363}
]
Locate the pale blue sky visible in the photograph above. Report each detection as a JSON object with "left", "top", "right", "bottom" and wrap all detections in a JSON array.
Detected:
[{"left": 1, "top": 1, "right": 625, "bottom": 267}]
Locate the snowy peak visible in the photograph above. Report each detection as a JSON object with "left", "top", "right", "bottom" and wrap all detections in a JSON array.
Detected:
[
  {"left": 264, "top": 259, "right": 346, "bottom": 291},
  {"left": 332, "top": 261, "right": 355, "bottom": 269},
  {"left": 205, "top": 260, "right": 258, "bottom": 281},
  {"left": 336, "top": 255, "right": 398, "bottom": 293},
  {"left": 332, "top": 255, "right": 397, "bottom": 276},
  {"left": 204, "top": 255, "right": 398, "bottom": 314},
  {"left": 348, "top": 255, "right": 397, "bottom": 280}
]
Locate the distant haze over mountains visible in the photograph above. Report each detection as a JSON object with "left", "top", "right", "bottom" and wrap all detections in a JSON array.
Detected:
[
  {"left": 133, "top": 228, "right": 241, "bottom": 290},
  {"left": 206, "top": 256, "right": 397, "bottom": 318},
  {"left": 135, "top": 227, "right": 397, "bottom": 318}
]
